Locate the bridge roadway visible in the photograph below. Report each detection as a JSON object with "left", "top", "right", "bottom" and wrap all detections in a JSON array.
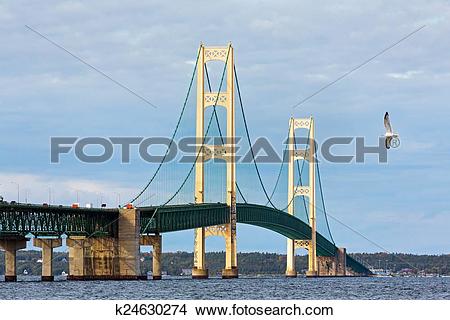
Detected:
[{"left": 0, "top": 202, "right": 369, "bottom": 275}]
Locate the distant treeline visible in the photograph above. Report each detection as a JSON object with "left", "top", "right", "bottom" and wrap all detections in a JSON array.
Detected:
[
  {"left": 350, "top": 252, "right": 450, "bottom": 275},
  {"left": 0, "top": 251, "right": 448, "bottom": 276}
]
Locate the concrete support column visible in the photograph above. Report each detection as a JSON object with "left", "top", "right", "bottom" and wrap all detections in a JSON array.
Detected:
[
  {"left": 141, "top": 234, "right": 162, "bottom": 280},
  {"left": 337, "top": 247, "right": 347, "bottom": 276},
  {"left": 0, "top": 238, "right": 27, "bottom": 282},
  {"left": 33, "top": 238, "right": 62, "bottom": 281},
  {"left": 152, "top": 235, "right": 162, "bottom": 280},
  {"left": 118, "top": 208, "right": 140, "bottom": 279},
  {"left": 67, "top": 236, "right": 90, "bottom": 280}
]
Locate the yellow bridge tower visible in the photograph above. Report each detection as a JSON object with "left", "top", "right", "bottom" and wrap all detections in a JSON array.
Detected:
[
  {"left": 192, "top": 43, "right": 238, "bottom": 279},
  {"left": 286, "top": 117, "right": 318, "bottom": 277}
]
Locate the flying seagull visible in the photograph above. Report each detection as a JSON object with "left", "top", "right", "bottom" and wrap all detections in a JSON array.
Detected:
[{"left": 384, "top": 112, "right": 400, "bottom": 149}]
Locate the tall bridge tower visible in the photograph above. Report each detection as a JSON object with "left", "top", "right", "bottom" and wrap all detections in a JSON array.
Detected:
[
  {"left": 192, "top": 43, "right": 238, "bottom": 279},
  {"left": 286, "top": 117, "right": 318, "bottom": 277}
]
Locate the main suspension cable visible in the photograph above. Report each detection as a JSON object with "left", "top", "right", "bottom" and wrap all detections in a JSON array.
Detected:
[
  {"left": 264, "top": 122, "right": 291, "bottom": 207},
  {"left": 234, "top": 65, "right": 277, "bottom": 209},
  {"left": 162, "top": 47, "right": 231, "bottom": 206},
  {"left": 316, "top": 158, "right": 335, "bottom": 244},
  {"left": 130, "top": 47, "right": 202, "bottom": 204}
]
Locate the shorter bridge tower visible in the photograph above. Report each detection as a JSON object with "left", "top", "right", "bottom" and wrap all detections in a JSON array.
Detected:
[
  {"left": 192, "top": 43, "right": 238, "bottom": 279},
  {"left": 286, "top": 117, "right": 318, "bottom": 277}
]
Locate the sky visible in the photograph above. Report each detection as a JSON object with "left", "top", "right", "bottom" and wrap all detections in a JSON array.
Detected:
[{"left": 0, "top": 0, "right": 449, "bottom": 255}]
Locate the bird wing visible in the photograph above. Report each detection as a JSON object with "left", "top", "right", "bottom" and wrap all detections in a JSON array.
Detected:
[
  {"left": 384, "top": 112, "right": 393, "bottom": 133},
  {"left": 385, "top": 136, "right": 392, "bottom": 149}
]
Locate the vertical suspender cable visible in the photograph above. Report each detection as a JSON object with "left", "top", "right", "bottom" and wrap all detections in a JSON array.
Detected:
[
  {"left": 205, "top": 64, "right": 247, "bottom": 203},
  {"left": 264, "top": 123, "right": 290, "bottom": 207},
  {"left": 316, "top": 159, "right": 335, "bottom": 244},
  {"left": 234, "top": 65, "right": 277, "bottom": 209},
  {"left": 130, "top": 48, "right": 202, "bottom": 204},
  {"left": 162, "top": 47, "right": 231, "bottom": 206}
]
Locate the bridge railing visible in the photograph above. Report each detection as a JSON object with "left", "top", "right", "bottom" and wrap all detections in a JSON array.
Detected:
[{"left": 0, "top": 203, "right": 118, "bottom": 237}]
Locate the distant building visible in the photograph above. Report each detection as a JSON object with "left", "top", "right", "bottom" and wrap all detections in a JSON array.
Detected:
[{"left": 399, "top": 268, "right": 415, "bottom": 276}]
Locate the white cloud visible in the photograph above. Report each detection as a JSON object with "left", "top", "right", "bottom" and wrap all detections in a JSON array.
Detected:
[
  {"left": 304, "top": 73, "right": 330, "bottom": 81},
  {"left": 0, "top": 172, "right": 135, "bottom": 207},
  {"left": 386, "top": 70, "right": 423, "bottom": 79}
]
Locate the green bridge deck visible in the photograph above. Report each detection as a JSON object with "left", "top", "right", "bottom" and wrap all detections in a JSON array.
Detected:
[{"left": 0, "top": 202, "right": 370, "bottom": 275}]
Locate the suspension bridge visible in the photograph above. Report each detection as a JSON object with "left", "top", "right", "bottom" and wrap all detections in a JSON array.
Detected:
[{"left": 0, "top": 43, "right": 371, "bottom": 281}]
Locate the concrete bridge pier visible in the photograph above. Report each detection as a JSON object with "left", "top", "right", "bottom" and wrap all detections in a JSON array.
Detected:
[
  {"left": 317, "top": 247, "right": 347, "bottom": 277},
  {"left": 86, "top": 237, "right": 119, "bottom": 279},
  {"left": 66, "top": 208, "right": 141, "bottom": 280},
  {"left": 117, "top": 208, "right": 140, "bottom": 280},
  {"left": 152, "top": 235, "right": 162, "bottom": 280},
  {"left": 337, "top": 248, "right": 347, "bottom": 276},
  {"left": 0, "top": 237, "right": 27, "bottom": 282},
  {"left": 67, "top": 236, "right": 90, "bottom": 280},
  {"left": 33, "top": 238, "right": 62, "bottom": 281},
  {"left": 140, "top": 234, "right": 162, "bottom": 280}
]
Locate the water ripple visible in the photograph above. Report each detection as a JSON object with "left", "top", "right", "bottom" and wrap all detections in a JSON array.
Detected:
[{"left": 0, "top": 276, "right": 448, "bottom": 300}]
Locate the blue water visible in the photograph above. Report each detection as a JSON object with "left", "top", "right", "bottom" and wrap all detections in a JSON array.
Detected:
[{"left": 0, "top": 276, "right": 448, "bottom": 299}]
